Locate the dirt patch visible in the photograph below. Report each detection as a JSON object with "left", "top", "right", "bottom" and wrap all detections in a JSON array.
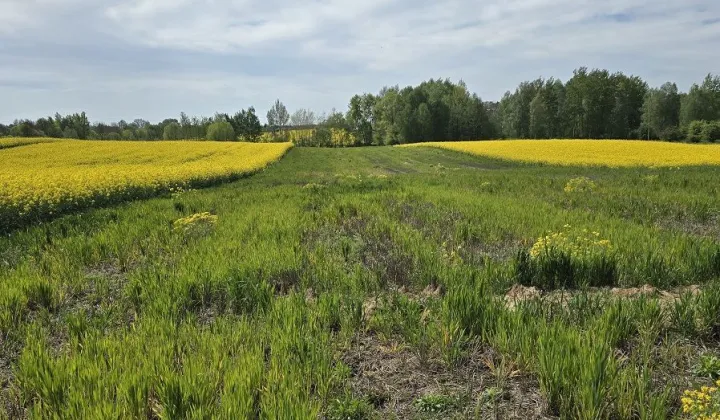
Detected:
[
  {"left": 461, "top": 238, "right": 523, "bottom": 264},
  {"left": 656, "top": 213, "right": 720, "bottom": 240},
  {"left": 342, "top": 333, "right": 550, "bottom": 419},
  {"left": 270, "top": 269, "right": 302, "bottom": 295},
  {"left": 504, "top": 283, "right": 704, "bottom": 309}
]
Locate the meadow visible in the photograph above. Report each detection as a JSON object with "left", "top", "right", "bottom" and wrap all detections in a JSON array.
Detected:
[{"left": 0, "top": 141, "right": 719, "bottom": 418}]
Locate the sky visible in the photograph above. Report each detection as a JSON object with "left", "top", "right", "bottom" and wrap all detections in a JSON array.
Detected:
[{"left": 1, "top": 0, "right": 719, "bottom": 124}]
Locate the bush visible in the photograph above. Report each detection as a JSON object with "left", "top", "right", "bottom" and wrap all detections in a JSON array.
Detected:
[
  {"left": 659, "top": 126, "right": 684, "bottom": 142},
  {"left": 701, "top": 121, "right": 720, "bottom": 143},
  {"left": 516, "top": 226, "right": 617, "bottom": 290},
  {"left": 687, "top": 120, "right": 707, "bottom": 143},
  {"left": 206, "top": 121, "right": 236, "bottom": 141}
]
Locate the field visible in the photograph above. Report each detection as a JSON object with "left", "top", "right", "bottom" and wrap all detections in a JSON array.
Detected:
[
  {"left": 1, "top": 142, "right": 720, "bottom": 418},
  {"left": 0, "top": 140, "right": 292, "bottom": 231},
  {"left": 0, "top": 138, "right": 58, "bottom": 150},
  {"left": 411, "top": 139, "right": 720, "bottom": 167}
]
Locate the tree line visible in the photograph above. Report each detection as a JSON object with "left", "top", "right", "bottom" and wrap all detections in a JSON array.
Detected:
[{"left": 2, "top": 68, "right": 719, "bottom": 144}]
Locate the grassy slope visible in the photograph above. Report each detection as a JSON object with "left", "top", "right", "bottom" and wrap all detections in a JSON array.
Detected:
[{"left": 1, "top": 146, "right": 719, "bottom": 418}]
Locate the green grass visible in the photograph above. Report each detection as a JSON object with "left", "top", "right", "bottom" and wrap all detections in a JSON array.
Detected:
[{"left": 1, "top": 146, "right": 719, "bottom": 418}]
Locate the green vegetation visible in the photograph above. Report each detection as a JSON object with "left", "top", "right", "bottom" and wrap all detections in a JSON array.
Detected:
[
  {"left": 4, "top": 70, "right": 720, "bottom": 146},
  {"left": 1, "top": 146, "right": 719, "bottom": 418},
  {"left": 206, "top": 120, "right": 236, "bottom": 141}
]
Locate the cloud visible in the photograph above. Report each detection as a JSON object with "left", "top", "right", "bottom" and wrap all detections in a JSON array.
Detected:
[{"left": 1, "top": 0, "right": 719, "bottom": 122}]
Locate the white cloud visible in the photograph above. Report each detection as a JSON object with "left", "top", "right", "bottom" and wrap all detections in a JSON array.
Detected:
[{"left": 1, "top": 0, "right": 719, "bottom": 122}]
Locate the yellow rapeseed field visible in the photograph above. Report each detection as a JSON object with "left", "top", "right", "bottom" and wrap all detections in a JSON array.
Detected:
[
  {"left": 0, "top": 137, "right": 59, "bottom": 149},
  {"left": 409, "top": 140, "right": 720, "bottom": 167},
  {"left": 0, "top": 140, "right": 292, "bottom": 230}
]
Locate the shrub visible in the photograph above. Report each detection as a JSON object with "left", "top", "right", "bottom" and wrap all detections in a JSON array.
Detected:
[
  {"left": 702, "top": 121, "right": 720, "bottom": 143},
  {"left": 659, "top": 126, "right": 684, "bottom": 142},
  {"left": 694, "top": 355, "right": 720, "bottom": 379},
  {"left": 564, "top": 177, "right": 596, "bottom": 193},
  {"left": 206, "top": 121, "right": 236, "bottom": 141},
  {"left": 687, "top": 120, "right": 707, "bottom": 143},
  {"left": 172, "top": 212, "right": 218, "bottom": 238},
  {"left": 517, "top": 226, "right": 617, "bottom": 290}
]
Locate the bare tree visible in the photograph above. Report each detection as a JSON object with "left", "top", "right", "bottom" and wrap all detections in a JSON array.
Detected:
[{"left": 290, "top": 108, "right": 316, "bottom": 126}]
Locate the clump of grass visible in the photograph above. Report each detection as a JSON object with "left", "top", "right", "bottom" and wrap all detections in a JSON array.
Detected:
[
  {"left": 172, "top": 212, "right": 218, "bottom": 238},
  {"left": 694, "top": 355, "right": 720, "bottom": 379},
  {"left": 518, "top": 226, "right": 617, "bottom": 290},
  {"left": 564, "top": 176, "right": 596, "bottom": 193},
  {"left": 326, "top": 394, "right": 372, "bottom": 420},
  {"left": 414, "top": 393, "right": 457, "bottom": 413}
]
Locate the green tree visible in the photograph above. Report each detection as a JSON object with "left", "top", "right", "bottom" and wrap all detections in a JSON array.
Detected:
[
  {"left": 347, "top": 94, "right": 376, "bottom": 145},
  {"left": 163, "top": 122, "right": 183, "bottom": 140},
  {"left": 701, "top": 121, "right": 720, "bottom": 142},
  {"left": 642, "top": 82, "right": 681, "bottom": 139},
  {"left": 63, "top": 127, "right": 79, "bottom": 139},
  {"left": 530, "top": 91, "right": 550, "bottom": 138},
  {"left": 121, "top": 129, "right": 135, "bottom": 140},
  {"left": 687, "top": 120, "right": 707, "bottom": 143},
  {"left": 680, "top": 74, "right": 720, "bottom": 127},
  {"left": 206, "top": 120, "right": 236, "bottom": 141}
]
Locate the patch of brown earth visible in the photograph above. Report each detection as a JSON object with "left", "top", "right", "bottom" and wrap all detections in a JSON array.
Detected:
[
  {"left": 504, "top": 283, "right": 704, "bottom": 309},
  {"left": 342, "top": 333, "right": 551, "bottom": 419}
]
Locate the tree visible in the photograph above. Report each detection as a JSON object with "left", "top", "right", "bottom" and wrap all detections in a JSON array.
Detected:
[
  {"left": 163, "top": 122, "right": 183, "bottom": 140},
  {"left": 347, "top": 94, "right": 375, "bottom": 145},
  {"left": 529, "top": 92, "right": 550, "bottom": 138},
  {"left": 642, "top": 82, "right": 681, "bottom": 139},
  {"left": 230, "top": 107, "right": 263, "bottom": 141},
  {"left": 267, "top": 100, "right": 289, "bottom": 132},
  {"left": 206, "top": 120, "right": 236, "bottom": 141},
  {"left": 35, "top": 116, "right": 62, "bottom": 138},
  {"left": 680, "top": 74, "right": 720, "bottom": 126},
  {"left": 242, "top": 107, "right": 263, "bottom": 142},
  {"left": 63, "top": 127, "right": 79, "bottom": 139},
  {"left": 121, "top": 129, "right": 136, "bottom": 140},
  {"left": 701, "top": 121, "right": 720, "bottom": 142},
  {"left": 290, "top": 108, "right": 316, "bottom": 126},
  {"left": 136, "top": 127, "right": 150, "bottom": 140},
  {"left": 609, "top": 74, "right": 647, "bottom": 139}
]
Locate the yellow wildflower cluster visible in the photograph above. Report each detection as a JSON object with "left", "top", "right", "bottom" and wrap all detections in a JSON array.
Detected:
[
  {"left": 530, "top": 225, "right": 612, "bottom": 260},
  {"left": 682, "top": 380, "right": 720, "bottom": 419},
  {"left": 564, "top": 176, "right": 596, "bottom": 193},
  {"left": 0, "top": 140, "right": 292, "bottom": 229},
  {"left": 172, "top": 212, "right": 218, "bottom": 236},
  {"left": 259, "top": 128, "right": 356, "bottom": 146},
  {"left": 406, "top": 140, "right": 720, "bottom": 167}
]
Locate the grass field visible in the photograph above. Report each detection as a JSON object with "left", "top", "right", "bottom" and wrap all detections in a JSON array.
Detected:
[
  {"left": 1, "top": 143, "right": 720, "bottom": 418},
  {"left": 411, "top": 139, "right": 720, "bottom": 167},
  {"left": 0, "top": 140, "right": 292, "bottom": 232}
]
